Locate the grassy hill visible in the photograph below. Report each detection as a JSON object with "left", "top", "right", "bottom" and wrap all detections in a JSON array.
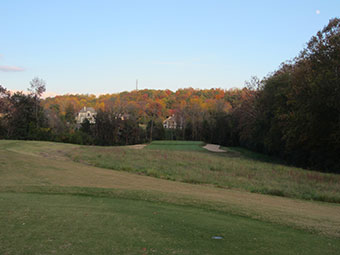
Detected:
[
  {"left": 1, "top": 140, "right": 340, "bottom": 254},
  {"left": 68, "top": 141, "right": 340, "bottom": 203}
]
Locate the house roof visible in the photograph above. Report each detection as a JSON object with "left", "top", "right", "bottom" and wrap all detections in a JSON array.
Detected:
[
  {"left": 79, "top": 107, "right": 96, "bottom": 113},
  {"left": 163, "top": 115, "right": 175, "bottom": 123}
]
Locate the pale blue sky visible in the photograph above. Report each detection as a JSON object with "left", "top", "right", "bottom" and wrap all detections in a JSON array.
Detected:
[{"left": 1, "top": 0, "right": 339, "bottom": 95}]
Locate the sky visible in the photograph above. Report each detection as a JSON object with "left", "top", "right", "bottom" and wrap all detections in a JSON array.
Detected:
[{"left": 1, "top": 0, "right": 339, "bottom": 96}]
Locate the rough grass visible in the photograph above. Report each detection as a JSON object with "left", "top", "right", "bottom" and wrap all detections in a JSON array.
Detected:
[{"left": 62, "top": 140, "right": 340, "bottom": 203}]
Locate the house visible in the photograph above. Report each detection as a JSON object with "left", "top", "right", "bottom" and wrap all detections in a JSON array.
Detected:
[
  {"left": 116, "top": 113, "right": 130, "bottom": 121},
  {"left": 163, "top": 115, "right": 183, "bottom": 129},
  {"left": 76, "top": 107, "right": 97, "bottom": 124}
]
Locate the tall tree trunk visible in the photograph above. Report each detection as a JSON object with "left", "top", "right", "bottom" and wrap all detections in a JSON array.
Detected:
[
  {"left": 150, "top": 118, "right": 154, "bottom": 142},
  {"left": 35, "top": 100, "right": 39, "bottom": 128}
]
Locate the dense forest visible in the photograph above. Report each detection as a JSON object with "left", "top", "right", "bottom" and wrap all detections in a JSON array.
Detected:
[{"left": 1, "top": 18, "right": 339, "bottom": 173}]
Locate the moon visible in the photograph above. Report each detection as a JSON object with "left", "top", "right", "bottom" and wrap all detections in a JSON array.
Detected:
[{"left": 316, "top": 10, "right": 320, "bottom": 15}]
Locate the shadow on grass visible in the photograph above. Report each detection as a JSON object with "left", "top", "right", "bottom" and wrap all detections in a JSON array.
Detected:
[{"left": 220, "top": 146, "right": 285, "bottom": 164}]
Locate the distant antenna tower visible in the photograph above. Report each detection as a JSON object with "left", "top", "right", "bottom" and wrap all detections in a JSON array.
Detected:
[{"left": 136, "top": 79, "right": 138, "bottom": 91}]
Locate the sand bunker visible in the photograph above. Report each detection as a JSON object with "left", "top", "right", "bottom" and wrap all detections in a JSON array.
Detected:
[{"left": 203, "top": 144, "right": 226, "bottom": 152}]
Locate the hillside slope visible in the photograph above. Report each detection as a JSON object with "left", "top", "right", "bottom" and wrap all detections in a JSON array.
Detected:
[{"left": 1, "top": 140, "right": 340, "bottom": 254}]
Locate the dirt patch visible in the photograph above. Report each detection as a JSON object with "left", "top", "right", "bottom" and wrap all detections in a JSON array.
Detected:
[
  {"left": 125, "top": 144, "right": 147, "bottom": 149},
  {"left": 203, "top": 144, "right": 226, "bottom": 152}
]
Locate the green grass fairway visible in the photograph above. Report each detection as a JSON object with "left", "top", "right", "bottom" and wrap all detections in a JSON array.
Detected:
[
  {"left": 146, "top": 140, "right": 206, "bottom": 151},
  {"left": 1, "top": 140, "right": 340, "bottom": 254},
  {"left": 1, "top": 193, "right": 340, "bottom": 255}
]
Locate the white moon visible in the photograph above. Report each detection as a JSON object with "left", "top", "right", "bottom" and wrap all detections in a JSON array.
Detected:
[{"left": 316, "top": 10, "right": 320, "bottom": 15}]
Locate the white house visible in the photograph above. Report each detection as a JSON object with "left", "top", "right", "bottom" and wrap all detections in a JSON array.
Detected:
[
  {"left": 163, "top": 115, "right": 183, "bottom": 129},
  {"left": 76, "top": 107, "right": 97, "bottom": 124}
]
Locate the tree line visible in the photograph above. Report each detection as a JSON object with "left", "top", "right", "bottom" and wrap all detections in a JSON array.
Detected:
[
  {"left": 1, "top": 18, "right": 339, "bottom": 173},
  {"left": 235, "top": 18, "right": 340, "bottom": 172},
  {"left": 0, "top": 82, "right": 245, "bottom": 146}
]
